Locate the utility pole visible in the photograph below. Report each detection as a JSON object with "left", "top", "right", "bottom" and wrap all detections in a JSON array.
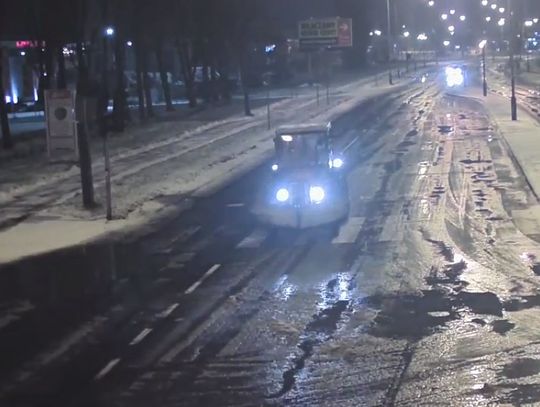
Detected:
[
  {"left": 482, "top": 45, "right": 488, "bottom": 97},
  {"left": 386, "top": 0, "right": 393, "bottom": 85},
  {"left": 508, "top": 0, "right": 517, "bottom": 120}
]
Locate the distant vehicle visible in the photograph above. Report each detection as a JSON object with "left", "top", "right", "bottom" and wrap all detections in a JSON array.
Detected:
[
  {"left": 445, "top": 65, "right": 465, "bottom": 88},
  {"left": 252, "top": 123, "right": 349, "bottom": 228}
]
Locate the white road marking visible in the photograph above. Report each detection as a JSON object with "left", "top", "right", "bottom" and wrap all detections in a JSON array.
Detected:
[
  {"left": 236, "top": 228, "right": 268, "bottom": 248},
  {"left": 332, "top": 217, "right": 365, "bottom": 244},
  {"left": 158, "top": 303, "right": 179, "bottom": 318},
  {"left": 227, "top": 203, "right": 245, "bottom": 208},
  {"left": 342, "top": 135, "right": 360, "bottom": 153},
  {"left": 94, "top": 358, "right": 120, "bottom": 380},
  {"left": 379, "top": 215, "right": 402, "bottom": 242},
  {"left": 129, "top": 328, "right": 152, "bottom": 346},
  {"left": 184, "top": 264, "right": 221, "bottom": 294}
]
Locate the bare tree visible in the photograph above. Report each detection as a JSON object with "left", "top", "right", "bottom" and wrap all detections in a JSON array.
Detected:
[
  {"left": 0, "top": 48, "right": 13, "bottom": 150},
  {"left": 155, "top": 35, "right": 174, "bottom": 111}
]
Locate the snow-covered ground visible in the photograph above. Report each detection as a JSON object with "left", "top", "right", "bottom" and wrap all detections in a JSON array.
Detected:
[{"left": 0, "top": 71, "right": 422, "bottom": 264}]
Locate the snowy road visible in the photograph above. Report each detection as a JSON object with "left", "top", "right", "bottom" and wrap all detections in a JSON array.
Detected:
[{"left": 3, "top": 71, "right": 540, "bottom": 406}]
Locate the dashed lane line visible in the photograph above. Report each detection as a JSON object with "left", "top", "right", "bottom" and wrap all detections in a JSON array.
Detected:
[
  {"left": 236, "top": 228, "right": 268, "bottom": 249},
  {"left": 129, "top": 328, "right": 153, "bottom": 346},
  {"left": 94, "top": 358, "right": 121, "bottom": 381},
  {"left": 332, "top": 217, "right": 365, "bottom": 244},
  {"left": 184, "top": 264, "right": 221, "bottom": 295},
  {"left": 158, "top": 303, "right": 179, "bottom": 319}
]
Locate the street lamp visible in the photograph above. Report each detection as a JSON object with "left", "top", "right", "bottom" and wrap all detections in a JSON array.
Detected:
[
  {"left": 506, "top": 0, "right": 517, "bottom": 120},
  {"left": 491, "top": 4, "right": 497, "bottom": 10},
  {"left": 460, "top": 15, "right": 466, "bottom": 21},
  {"left": 386, "top": 0, "right": 393, "bottom": 85},
  {"left": 486, "top": 16, "right": 492, "bottom": 22},
  {"left": 482, "top": 0, "right": 488, "bottom": 6},
  {"left": 479, "top": 39, "right": 488, "bottom": 96},
  {"left": 105, "top": 27, "right": 115, "bottom": 36},
  {"left": 441, "top": 13, "right": 448, "bottom": 20}
]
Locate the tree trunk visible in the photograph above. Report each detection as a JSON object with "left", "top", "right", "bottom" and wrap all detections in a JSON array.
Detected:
[
  {"left": 75, "top": 37, "right": 95, "bottom": 207},
  {"left": 202, "top": 64, "right": 210, "bottom": 104},
  {"left": 210, "top": 63, "right": 219, "bottom": 103},
  {"left": 0, "top": 49, "right": 13, "bottom": 149},
  {"left": 112, "top": 29, "right": 127, "bottom": 131},
  {"left": 134, "top": 39, "right": 146, "bottom": 121},
  {"left": 56, "top": 45, "right": 67, "bottom": 89},
  {"left": 177, "top": 40, "right": 197, "bottom": 108},
  {"left": 156, "top": 37, "right": 174, "bottom": 111},
  {"left": 239, "top": 55, "right": 251, "bottom": 116},
  {"left": 141, "top": 44, "right": 154, "bottom": 118}
]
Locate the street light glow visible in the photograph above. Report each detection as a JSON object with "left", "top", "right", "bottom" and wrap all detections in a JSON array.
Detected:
[
  {"left": 105, "top": 27, "right": 115, "bottom": 36},
  {"left": 486, "top": 16, "right": 492, "bottom": 22},
  {"left": 459, "top": 15, "right": 466, "bottom": 21},
  {"left": 428, "top": 0, "right": 434, "bottom": 6},
  {"left": 481, "top": 0, "right": 488, "bottom": 5},
  {"left": 534, "top": 18, "right": 539, "bottom": 24},
  {"left": 525, "top": 20, "right": 534, "bottom": 27},
  {"left": 443, "top": 40, "right": 450, "bottom": 46},
  {"left": 499, "top": 7, "right": 505, "bottom": 13},
  {"left": 441, "top": 13, "right": 448, "bottom": 20},
  {"left": 479, "top": 39, "right": 487, "bottom": 49},
  {"left": 403, "top": 31, "right": 410, "bottom": 38},
  {"left": 448, "top": 25, "right": 455, "bottom": 32},
  {"left": 127, "top": 40, "right": 133, "bottom": 46},
  {"left": 498, "top": 18, "right": 505, "bottom": 26},
  {"left": 374, "top": 29, "right": 382, "bottom": 36},
  {"left": 491, "top": 4, "right": 497, "bottom": 10},
  {"left": 450, "top": 9, "right": 456, "bottom": 15}
]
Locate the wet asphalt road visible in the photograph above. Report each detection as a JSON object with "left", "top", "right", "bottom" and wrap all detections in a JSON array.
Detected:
[{"left": 3, "top": 69, "right": 540, "bottom": 406}]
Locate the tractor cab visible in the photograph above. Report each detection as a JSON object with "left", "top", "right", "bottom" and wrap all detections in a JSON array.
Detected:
[{"left": 271, "top": 123, "right": 343, "bottom": 173}]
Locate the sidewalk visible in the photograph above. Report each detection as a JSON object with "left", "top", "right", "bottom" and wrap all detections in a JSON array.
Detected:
[
  {"left": 0, "top": 69, "right": 424, "bottom": 265},
  {"left": 456, "top": 85, "right": 540, "bottom": 227}
]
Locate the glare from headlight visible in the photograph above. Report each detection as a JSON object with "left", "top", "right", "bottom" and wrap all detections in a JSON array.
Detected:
[
  {"left": 276, "top": 188, "right": 289, "bottom": 202},
  {"left": 271, "top": 164, "right": 279, "bottom": 171},
  {"left": 445, "top": 67, "right": 464, "bottom": 87},
  {"left": 309, "top": 186, "right": 325, "bottom": 204},
  {"left": 332, "top": 158, "right": 344, "bottom": 169},
  {"left": 281, "top": 135, "right": 293, "bottom": 142}
]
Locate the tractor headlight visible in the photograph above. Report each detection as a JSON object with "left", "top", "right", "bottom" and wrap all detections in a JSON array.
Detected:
[
  {"left": 276, "top": 188, "right": 290, "bottom": 202},
  {"left": 332, "top": 158, "right": 344, "bottom": 169},
  {"left": 309, "top": 186, "right": 325, "bottom": 204}
]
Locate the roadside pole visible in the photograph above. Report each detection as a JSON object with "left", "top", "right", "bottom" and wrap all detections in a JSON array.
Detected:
[
  {"left": 326, "top": 74, "right": 330, "bottom": 105},
  {"left": 316, "top": 83, "right": 320, "bottom": 107},
  {"left": 266, "top": 85, "right": 271, "bottom": 130},
  {"left": 103, "top": 130, "right": 112, "bottom": 220},
  {"left": 78, "top": 97, "right": 95, "bottom": 208}
]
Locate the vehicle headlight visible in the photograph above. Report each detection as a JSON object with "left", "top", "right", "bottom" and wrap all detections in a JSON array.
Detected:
[
  {"left": 332, "top": 158, "right": 344, "bottom": 169},
  {"left": 276, "top": 188, "right": 289, "bottom": 202},
  {"left": 309, "top": 186, "right": 325, "bottom": 204}
]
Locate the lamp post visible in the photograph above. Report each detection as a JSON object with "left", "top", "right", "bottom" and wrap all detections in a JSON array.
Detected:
[
  {"left": 507, "top": 0, "right": 517, "bottom": 120},
  {"left": 479, "top": 40, "right": 488, "bottom": 96},
  {"left": 386, "top": 0, "right": 393, "bottom": 85}
]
